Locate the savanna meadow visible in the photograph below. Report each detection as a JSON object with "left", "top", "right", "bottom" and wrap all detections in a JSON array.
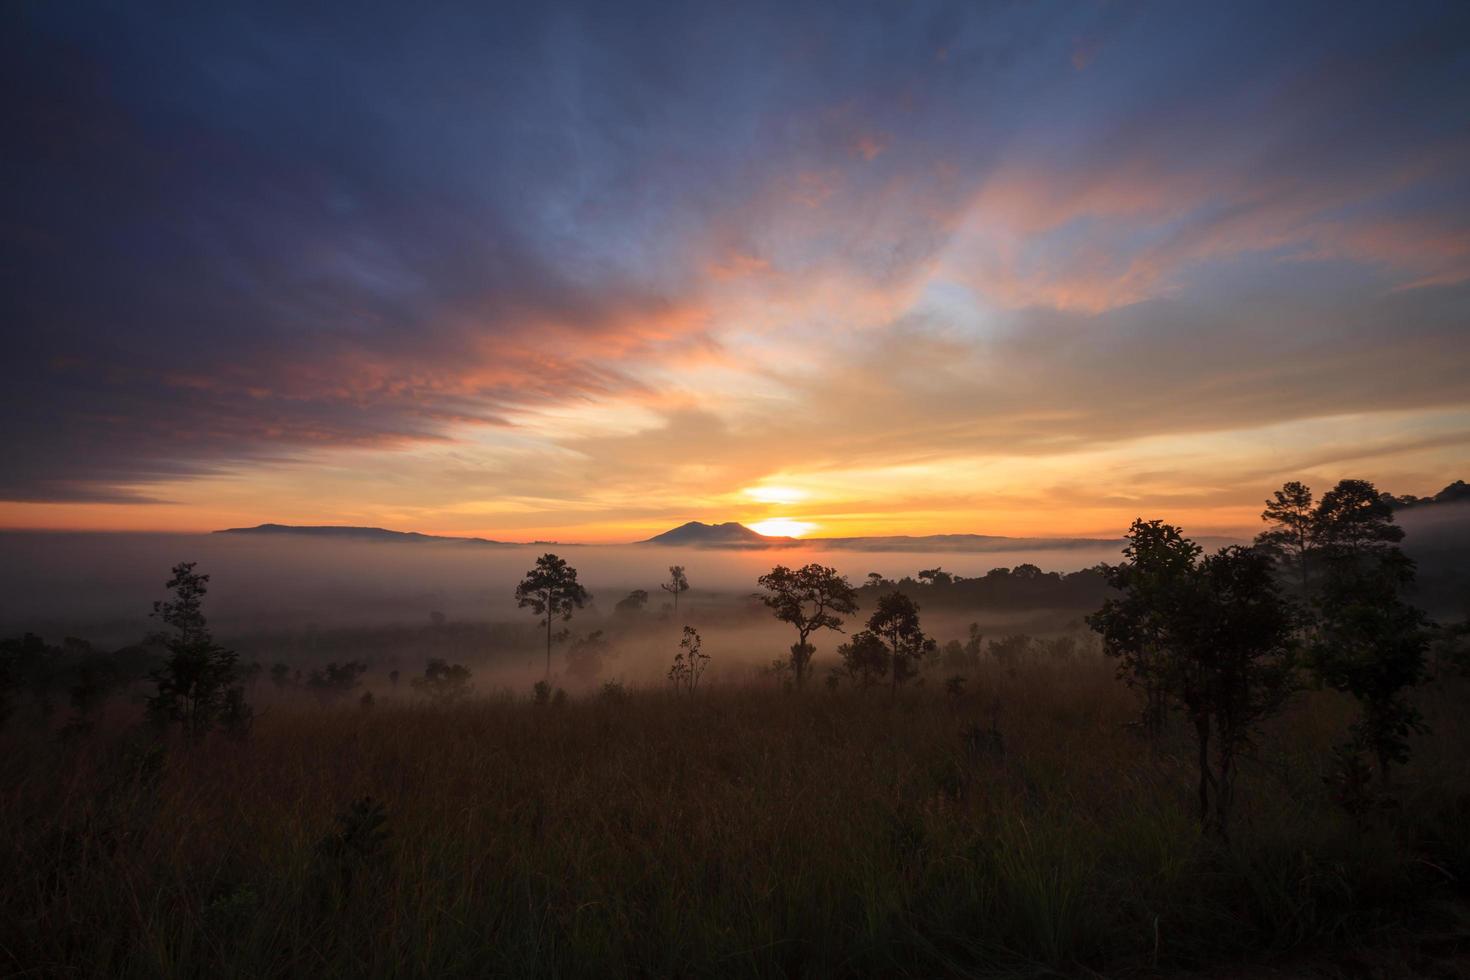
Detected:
[
  {"left": 6, "top": 1, "right": 1470, "bottom": 977},
  {"left": 3, "top": 479, "right": 1470, "bottom": 978}
]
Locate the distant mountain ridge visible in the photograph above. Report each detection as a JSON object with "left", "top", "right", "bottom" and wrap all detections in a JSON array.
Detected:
[
  {"left": 639, "top": 521, "right": 1150, "bottom": 552},
  {"left": 215, "top": 523, "right": 523, "bottom": 546},
  {"left": 216, "top": 520, "right": 1229, "bottom": 552},
  {"left": 639, "top": 521, "right": 785, "bottom": 546},
  {"left": 1389, "top": 480, "right": 1470, "bottom": 509}
]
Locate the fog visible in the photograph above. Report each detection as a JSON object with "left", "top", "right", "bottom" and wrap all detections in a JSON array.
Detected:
[
  {"left": 1, "top": 507, "right": 1460, "bottom": 672},
  {"left": 0, "top": 531, "right": 1144, "bottom": 644}
]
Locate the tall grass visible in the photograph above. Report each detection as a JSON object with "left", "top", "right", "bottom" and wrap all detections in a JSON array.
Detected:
[{"left": 2, "top": 656, "right": 1467, "bottom": 977}]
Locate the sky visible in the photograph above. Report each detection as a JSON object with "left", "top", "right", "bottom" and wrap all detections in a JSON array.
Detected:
[{"left": 2, "top": 0, "right": 1468, "bottom": 542}]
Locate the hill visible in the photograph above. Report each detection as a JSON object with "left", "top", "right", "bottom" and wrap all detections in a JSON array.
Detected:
[
  {"left": 214, "top": 523, "right": 520, "bottom": 546},
  {"left": 638, "top": 521, "right": 784, "bottom": 546}
]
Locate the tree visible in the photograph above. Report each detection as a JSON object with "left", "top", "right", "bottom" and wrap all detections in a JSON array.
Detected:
[
  {"left": 756, "top": 564, "right": 859, "bottom": 686},
  {"left": 614, "top": 590, "right": 649, "bottom": 615},
  {"left": 837, "top": 630, "right": 889, "bottom": 688},
  {"left": 307, "top": 661, "right": 367, "bottom": 702},
  {"left": 1256, "top": 480, "right": 1316, "bottom": 593},
  {"left": 0, "top": 633, "right": 60, "bottom": 722},
  {"left": 566, "top": 630, "right": 613, "bottom": 683},
  {"left": 145, "top": 562, "right": 248, "bottom": 741},
  {"left": 1311, "top": 540, "right": 1430, "bottom": 785},
  {"left": 1300, "top": 479, "right": 1429, "bottom": 784},
  {"left": 667, "top": 626, "right": 710, "bottom": 693},
  {"left": 413, "top": 658, "right": 473, "bottom": 703},
  {"left": 1092, "top": 529, "right": 1299, "bottom": 838},
  {"left": 661, "top": 566, "right": 690, "bottom": 615},
  {"left": 917, "top": 567, "right": 953, "bottom": 586},
  {"left": 515, "top": 554, "right": 591, "bottom": 679},
  {"left": 1314, "top": 479, "right": 1403, "bottom": 560},
  {"left": 865, "top": 592, "right": 935, "bottom": 698},
  {"left": 1173, "top": 547, "right": 1299, "bottom": 839},
  {"left": 1088, "top": 520, "right": 1201, "bottom": 736}
]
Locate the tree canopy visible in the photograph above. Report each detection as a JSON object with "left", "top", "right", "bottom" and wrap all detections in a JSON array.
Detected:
[
  {"left": 514, "top": 554, "right": 591, "bottom": 679},
  {"left": 756, "top": 563, "right": 858, "bottom": 686}
]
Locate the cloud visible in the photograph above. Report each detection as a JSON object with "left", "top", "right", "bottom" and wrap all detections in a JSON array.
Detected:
[{"left": 2, "top": 0, "right": 1468, "bottom": 536}]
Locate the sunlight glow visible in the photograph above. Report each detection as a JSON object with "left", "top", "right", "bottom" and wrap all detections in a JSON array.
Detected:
[
  {"left": 743, "top": 485, "right": 808, "bottom": 505},
  {"left": 747, "top": 518, "right": 816, "bottom": 538}
]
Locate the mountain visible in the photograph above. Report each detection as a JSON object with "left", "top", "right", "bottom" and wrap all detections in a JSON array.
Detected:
[
  {"left": 639, "top": 521, "right": 786, "bottom": 546},
  {"left": 636, "top": 522, "right": 1166, "bottom": 552},
  {"left": 214, "top": 523, "right": 520, "bottom": 546}
]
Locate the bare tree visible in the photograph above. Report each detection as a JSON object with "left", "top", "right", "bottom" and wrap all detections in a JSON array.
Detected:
[
  {"left": 667, "top": 626, "right": 710, "bottom": 693},
  {"left": 661, "top": 566, "right": 690, "bottom": 615}
]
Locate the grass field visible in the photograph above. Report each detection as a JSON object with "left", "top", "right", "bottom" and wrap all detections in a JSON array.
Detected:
[{"left": 4, "top": 656, "right": 1469, "bottom": 978}]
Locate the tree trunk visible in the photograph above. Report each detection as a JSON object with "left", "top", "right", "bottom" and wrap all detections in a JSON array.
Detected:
[
  {"left": 1215, "top": 742, "right": 1236, "bottom": 843},
  {"left": 545, "top": 597, "right": 552, "bottom": 680},
  {"left": 1194, "top": 712, "right": 1212, "bottom": 828},
  {"left": 889, "top": 628, "right": 899, "bottom": 701}
]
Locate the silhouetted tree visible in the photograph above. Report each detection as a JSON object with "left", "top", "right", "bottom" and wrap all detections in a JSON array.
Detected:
[
  {"left": 756, "top": 564, "right": 859, "bottom": 686},
  {"left": 145, "top": 562, "right": 247, "bottom": 741},
  {"left": 270, "top": 662, "right": 291, "bottom": 690},
  {"left": 1314, "top": 478, "right": 1404, "bottom": 560},
  {"left": 837, "top": 630, "right": 889, "bottom": 688},
  {"left": 515, "top": 554, "right": 591, "bottom": 679},
  {"left": 866, "top": 592, "right": 935, "bottom": 698},
  {"left": 661, "top": 566, "right": 690, "bottom": 615},
  {"left": 1310, "top": 532, "right": 1429, "bottom": 784},
  {"left": 0, "top": 641, "right": 15, "bottom": 730},
  {"left": 1087, "top": 525, "right": 1293, "bottom": 840},
  {"left": 1256, "top": 480, "right": 1317, "bottom": 593},
  {"left": 614, "top": 589, "right": 649, "bottom": 614},
  {"left": 667, "top": 626, "right": 709, "bottom": 693},
  {"left": 1093, "top": 528, "right": 1299, "bottom": 837},
  {"left": 62, "top": 653, "right": 110, "bottom": 737},
  {"left": 566, "top": 630, "right": 613, "bottom": 683},
  {"left": 307, "top": 662, "right": 368, "bottom": 702},
  {"left": 0, "top": 634, "right": 54, "bottom": 728},
  {"left": 413, "top": 658, "right": 473, "bottom": 703},
  {"left": 1089, "top": 520, "right": 1201, "bottom": 736},
  {"left": 1174, "top": 546, "right": 1299, "bottom": 839}
]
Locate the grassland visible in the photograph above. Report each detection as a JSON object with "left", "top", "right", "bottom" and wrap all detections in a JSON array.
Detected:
[{"left": 3, "top": 655, "right": 1469, "bottom": 978}]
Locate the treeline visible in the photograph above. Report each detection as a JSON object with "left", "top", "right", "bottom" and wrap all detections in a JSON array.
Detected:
[
  {"left": 859, "top": 563, "right": 1110, "bottom": 611},
  {"left": 1090, "top": 478, "right": 1466, "bottom": 839}
]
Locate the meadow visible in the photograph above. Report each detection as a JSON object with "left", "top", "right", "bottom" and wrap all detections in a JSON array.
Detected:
[{"left": 4, "top": 654, "right": 1468, "bottom": 979}]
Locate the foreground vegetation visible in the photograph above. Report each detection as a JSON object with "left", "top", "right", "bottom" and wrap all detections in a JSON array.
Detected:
[
  {"left": 4, "top": 476, "right": 1467, "bottom": 976},
  {"left": 3, "top": 662, "right": 1469, "bottom": 978}
]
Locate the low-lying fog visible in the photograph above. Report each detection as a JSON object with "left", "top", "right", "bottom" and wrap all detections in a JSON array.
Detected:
[
  {"left": 0, "top": 533, "right": 1139, "bottom": 642},
  {"left": 0, "top": 503, "right": 1460, "bottom": 688}
]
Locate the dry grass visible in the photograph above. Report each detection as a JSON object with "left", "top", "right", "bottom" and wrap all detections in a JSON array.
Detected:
[{"left": 3, "top": 657, "right": 1468, "bottom": 978}]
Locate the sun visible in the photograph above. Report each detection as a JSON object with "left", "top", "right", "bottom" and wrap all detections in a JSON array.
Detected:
[
  {"left": 747, "top": 518, "right": 816, "bottom": 538},
  {"left": 743, "top": 485, "right": 807, "bottom": 505}
]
